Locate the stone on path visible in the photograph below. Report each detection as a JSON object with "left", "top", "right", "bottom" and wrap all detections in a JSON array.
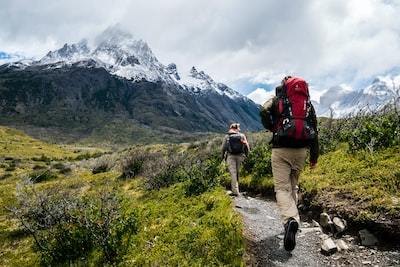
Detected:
[
  {"left": 312, "top": 219, "right": 321, "bottom": 228},
  {"left": 319, "top": 233, "right": 330, "bottom": 240},
  {"left": 301, "top": 227, "right": 322, "bottom": 234},
  {"left": 359, "top": 229, "right": 378, "bottom": 246},
  {"left": 320, "top": 212, "right": 332, "bottom": 228},
  {"left": 336, "top": 239, "right": 350, "bottom": 251},
  {"left": 321, "top": 237, "right": 338, "bottom": 255},
  {"left": 333, "top": 217, "right": 347, "bottom": 233}
]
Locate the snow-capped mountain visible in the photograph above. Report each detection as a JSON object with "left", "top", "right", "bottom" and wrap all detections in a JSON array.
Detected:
[
  {"left": 315, "top": 75, "right": 400, "bottom": 117},
  {"left": 15, "top": 27, "right": 246, "bottom": 101},
  {"left": 0, "top": 51, "right": 28, "bottom": 64},
  {"left": 0, "top": 27, "right": 262, "bottom": 143},
  {"left": 179, "top": 67, "right": 243, "bottom": 99}
]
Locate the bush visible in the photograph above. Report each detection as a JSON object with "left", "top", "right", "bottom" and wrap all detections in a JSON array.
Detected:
[
  {"left": 32, "top": 164, "right": 47, "bottom": 170},
  {"left": 31, "top": 154, "right": 51, "bottom": 163},
  {"left": 142, "top": 146, "right": 225, "bottom": 194},
  {"left": 92, "top": 156, "right": 112, "bottom": 174},
  {"left": 242, "top": 143, "right": 272, "bottom": 179},
  {"left": 144, "top": 154, "right": 187, "bottom": 190},
  {"left": 0, "top": 173, "right": 12, "bottom": 180},
  {"left": 28, "top": 170, "right": 58, "bottom": 183},
  {"left": 74, "top": 151, "right": 104, "bottom": 161},
  {"left": 52, "top": 162, "right": 72, "bottom": 174},
  {"left": 184, "top": 151, "right": 223, "bottom": 196},
  {"left": 120, "top": 153, "right": 149, "bottom": 179},
  {"left": 341, "top": 109, "right": 400, "bottom": 153},
  {"left": 9, "top": 182, "right": 139, "bottom": 266}
]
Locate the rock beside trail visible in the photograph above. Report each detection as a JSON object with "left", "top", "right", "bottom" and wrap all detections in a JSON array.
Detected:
[
  {"left": 332, "top": 216, "right": 347, "bottom": 233},
  {"left": 321, "top": 237, "right": 338, "bottom": 255},
  {"left": 336, "top": 239, "right": 350, "bottom": 251},
  {"left": 359, "top": 229, "right": 379, "bottom": 246},
  {"left": 312, "top": 219, "right": 321, "bottom": 228},
  {"left": 320, "top": 212, "right": 332, "bottom": 227},
  {"left": 320, "top": 212, "right": 335, "bottom": 233}
]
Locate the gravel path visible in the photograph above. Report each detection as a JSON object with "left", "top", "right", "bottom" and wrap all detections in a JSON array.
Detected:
[{"left": 234, "top": 194, "right": 400, "bottom": 267}]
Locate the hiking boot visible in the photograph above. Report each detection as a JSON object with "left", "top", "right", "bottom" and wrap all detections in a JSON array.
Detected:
[{"left": 284, "top": 217, "right": 299, "bottom": 251}]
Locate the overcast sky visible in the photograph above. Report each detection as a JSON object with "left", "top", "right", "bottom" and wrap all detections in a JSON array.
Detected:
[{"left": 1, "top": 0, "right": 400, "bottom": 98}]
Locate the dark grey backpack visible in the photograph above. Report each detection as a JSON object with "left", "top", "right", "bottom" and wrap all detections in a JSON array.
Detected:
[{"left": 228, "top": 133, "right": 245, "bottom": 154}]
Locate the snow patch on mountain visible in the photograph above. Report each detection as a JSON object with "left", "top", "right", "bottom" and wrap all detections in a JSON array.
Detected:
[
  {"left": 178, "top": 66, "right": 242, "bottom": 99},
  {"left": 316, "top": 75, "right": 400, "bottom": 117},
  {"left": 3, "top": 26, "right": 248, "bottom": 101}
]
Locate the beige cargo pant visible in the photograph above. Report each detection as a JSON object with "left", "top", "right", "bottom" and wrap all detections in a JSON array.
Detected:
[
  {"left": 272, "top": 147, "right": 307, "bottom": 224},
  {"left": 226, "top": 154, "right": 244, "bottom": 195}
]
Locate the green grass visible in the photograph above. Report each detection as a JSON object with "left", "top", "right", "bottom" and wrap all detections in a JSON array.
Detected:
[
  {"left": 301, "top": 144, "right": 400, "bottom": 222},
  {"left": 0, "top": 126, "right": 245, "bottom": 266},
  {"left": 122, "top": 183, "right": 244, "bottom": 266}
]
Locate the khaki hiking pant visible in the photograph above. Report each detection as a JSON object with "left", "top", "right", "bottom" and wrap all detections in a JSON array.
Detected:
[
  {"left": 226, "top": 154, "right": 244, "bottom": 195},
  {"left": 272, "top": 147, "right": 307, "bottom": 224}
]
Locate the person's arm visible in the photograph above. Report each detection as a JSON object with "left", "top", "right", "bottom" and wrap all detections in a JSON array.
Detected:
[
  {"left": 309, "top": 104, "right": 319, "bottom": 168},
  {"left": 261, "top": 97, "right": 276, "bottom": 131},
  {"left": 221, "top": 135, "right": 228, "bottom": 160},
  {"left": 241, "top": 134, "right": 250, "bottom": 157}
]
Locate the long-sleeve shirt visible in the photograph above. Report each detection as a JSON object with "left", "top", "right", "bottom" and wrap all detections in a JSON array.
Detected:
[{"left": 221, "top": 129, "right": 250, "bottom": 159}]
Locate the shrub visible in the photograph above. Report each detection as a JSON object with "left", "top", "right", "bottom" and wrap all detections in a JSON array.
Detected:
[
  {"left": 32, "top": 164, "right": 47, "bottom": 170},
  {"left": 9, "top": 182, "right": 139, "bottom": 266},
  {"left": 342, "top": 110, "right": 400, "bottom": 153},
  {"left": 28, "top": 170, "right": 58, "bottom": 183},
  {"left": 0, "top": 173, "right": 12, "bottom": 180},
  {"left": 92, "top": 156, "right": 112, "bottom": 174},
  {"left": 31, "top": 154, "right": 51, "bottom": 163},
  {"left": 184, "top": 151, "right": 223, "bottom": 196},
  {"left": 144, "top": 154, "right": 187, "bottom": 190},
  {"left": 52, "top": 162, "right": 72, "bottom": 174},
  {"left": 242, "top": 143, "right": 272, "bottom": 179},
  {"left": 120, "top": 153, "right": 149, "bottom": 179},
  {"left": 74, "top": 151, "right": 104, "bottom": 161}
]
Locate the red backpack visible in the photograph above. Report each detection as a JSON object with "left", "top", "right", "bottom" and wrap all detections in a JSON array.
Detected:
[{"left": 275, "top": 77, "right": 316, "bottom": 140}]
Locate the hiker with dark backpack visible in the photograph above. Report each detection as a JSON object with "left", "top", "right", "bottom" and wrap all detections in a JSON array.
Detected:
[
  {"left": 221, "top": 123, "right": 250, "bottom": 196},
  {"left": 261, "top": 76, "right": 319, "bottom": 251}
]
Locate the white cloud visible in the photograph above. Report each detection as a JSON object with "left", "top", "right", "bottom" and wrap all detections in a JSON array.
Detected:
[
  {"left": 1, "top": 0, "right": 400, "bottom": 94},
  {"left": 247, "top": 88, "right": 274, "bottom": 105}
]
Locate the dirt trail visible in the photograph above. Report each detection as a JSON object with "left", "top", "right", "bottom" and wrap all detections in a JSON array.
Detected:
[{"left": 234, "top": 195, "right": 400, "bottom": 267}]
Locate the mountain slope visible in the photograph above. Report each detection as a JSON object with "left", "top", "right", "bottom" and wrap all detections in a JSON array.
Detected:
[
  {"left": 0, "top": 63, "right": 261, "bottom": 143},
  {"left": 315, "top": 75, "right": 400, "bottom": 117},
  {"left": 0, "top": 27, "right": 262, "bottom": 143}
]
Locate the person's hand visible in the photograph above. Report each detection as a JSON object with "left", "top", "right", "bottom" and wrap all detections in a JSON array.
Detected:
[{"left": 310, "top": 162, "right": 317, "bottom": 169}]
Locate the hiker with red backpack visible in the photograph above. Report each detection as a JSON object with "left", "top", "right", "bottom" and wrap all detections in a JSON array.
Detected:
[
  {"left": 221, "top": 123, "right": 250, "bottom": 196},
  {"left": 261, "top": 76, "right": 319, "bottom": 252}
]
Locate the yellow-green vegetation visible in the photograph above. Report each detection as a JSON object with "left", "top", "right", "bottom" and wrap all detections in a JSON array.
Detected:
[
  {"left": 301, "top": 144, "right": 400, "bottom": 222},
  {"left": 0, "top": 127, "right": 76, "bottom": 160},
  {"left": 123, "top": 183, "right": 243, "bottom": 266},
  {"left": 0, "top": 126, "right": 244, "bottom": 266},
  {"left": 236, "top": 175, "right": 275, "bottom": 196}
]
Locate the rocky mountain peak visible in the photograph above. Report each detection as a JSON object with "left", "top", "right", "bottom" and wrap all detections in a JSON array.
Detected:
[
  {"left": 40, "top": 39, "right": 90, "bottom": 64},
  {"left": 166, "top": 63, "right": 180, "bottom": 80}
]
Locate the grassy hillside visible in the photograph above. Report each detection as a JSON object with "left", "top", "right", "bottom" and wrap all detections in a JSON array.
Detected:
[
  {"left": 0, "top": 126, "right": 244, "bottom": 266},
  {"left": 301, "top": 144, "right": 400, "bottom": 224}
]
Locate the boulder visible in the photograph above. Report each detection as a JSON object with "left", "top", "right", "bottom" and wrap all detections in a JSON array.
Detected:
[
  {"left": 359, "top": 229, "right": 378, "bottom": 246},
  {"left": 336, "top": 239, "right": 350, "bottom": 251},
  {"left": 319, "top": 233, "right": 330, "bottom": 240},
  {"left": 333, "top": 217, "right": 347, "bottom": 233},
  {"left": 320, "top": 212, "right": 332, "bottom": 228},
  {"left": 321, "top": 238, "right": 338, "bottom": 255}
]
